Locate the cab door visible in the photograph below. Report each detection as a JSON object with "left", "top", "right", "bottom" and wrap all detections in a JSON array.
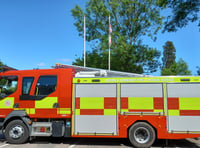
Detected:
[
  {"left": 19, "top": 75, "right": 58, "bottom": 117},
  {"left": 0, "top": 75, "right": 19, "bottom": 116}
]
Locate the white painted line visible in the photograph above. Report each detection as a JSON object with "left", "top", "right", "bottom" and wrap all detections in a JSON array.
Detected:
[
  {"left": 68, "top": 144, "right": 76, "bottom": 148},
  {"left": 0, "top": 144, "right": 9, "bottom": 148},
  {"left": 68, "top": 140, "right": 80, "bottom": 148}
]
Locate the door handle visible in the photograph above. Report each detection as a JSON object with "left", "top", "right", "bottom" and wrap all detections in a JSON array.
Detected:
[
  {"left": 13, "top": 103, "right": 19, "bottom": 108},
  {"left": 53, "top": 103, "right": 59, "bottom": 108}
]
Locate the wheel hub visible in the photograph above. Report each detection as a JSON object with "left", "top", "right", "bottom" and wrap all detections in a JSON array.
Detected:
[
  {"left": 9, "top": 125, "right": 24, "bottom": 139},
  {"left": 134, "top": 127, "right": 150, "bottom": 144}
]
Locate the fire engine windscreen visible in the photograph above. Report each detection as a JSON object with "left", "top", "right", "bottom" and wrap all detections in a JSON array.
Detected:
[{"left": 0, "top": 76, "right": 18, "bottom": 98}]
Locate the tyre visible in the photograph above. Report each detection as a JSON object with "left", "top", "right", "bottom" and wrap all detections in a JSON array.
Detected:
[
  {"left": 5, "top": 120, "right": 29, "bottom": 144},
  {"left": 129, "top": 122, "right": 156, "bottom": 148}
]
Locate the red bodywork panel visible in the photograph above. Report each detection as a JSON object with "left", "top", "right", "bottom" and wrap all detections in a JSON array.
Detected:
[
  {"left": 72, "top": 114, "right": 200, "bottom": 139},
  {"left": 0, "top": 68, "right": 74, "bottom": 118}
]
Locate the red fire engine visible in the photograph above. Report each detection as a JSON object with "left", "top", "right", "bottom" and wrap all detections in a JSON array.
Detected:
[{"left": 0, "top": 67, "right": 200, "bottom": 147}]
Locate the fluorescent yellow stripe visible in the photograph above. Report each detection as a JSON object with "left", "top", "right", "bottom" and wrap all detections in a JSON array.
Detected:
[
  {"left": 14, "top": 108, "right": 19, "bottom": 110},
  {"left": 73, "top": 76, "right": 199, "bottom": 84},
  {"left": 25, "top": 108, "right": 29, "bottom": 114},
  {"left": 168, "top": 110, "right": 180, "bottom": 116},
  {"left": 0, "top": 97, "right": 14, "bottom": 108},
  {"left": 154, "top": 109, "right": 163, "bottom": 113},
  {"left": 30, "top": 108, "right": 35, "bottom": 114},
  {"left": 80, "top": 97, "right": 104, "bottom": 109},
  {"left": 121, "top": 109, "right": 129, "bottom": 112},
  {"left": 104, "top": 109, "right": 116, "bottom": 115},
  {"left": 35, "top": 97, "right": 57, "bottom": 108},
  {"left": 14, "top": 108, "right": 35, "bottom": 114},
  {"left": 75, "top": 109, "right": 80, "bottom": 115},
  {"left": 179, "top": 97, "right": 200, "bottom": 110},
  {"left": 128, "top": 97, "right": 153, "bottom": 109},
  {"left": 58, "top": 108, "right": 71, "bottom": 114}
]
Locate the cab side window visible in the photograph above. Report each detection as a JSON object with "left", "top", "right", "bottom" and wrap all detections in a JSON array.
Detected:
[
  {"left": 0, "top": 76, "right": 18, "bottom": 98},
  {"left": 22, "top": 77, "right": 34, "bottom": 95},
  {"left": 35, "top": 76, "right": 57, "bottom": 96}
]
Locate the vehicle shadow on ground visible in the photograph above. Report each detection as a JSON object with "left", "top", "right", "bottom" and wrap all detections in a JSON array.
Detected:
[
  {"left": 153, "top": 139, "right": 200, "bottom": 148},
  {"left": 0, "top": 134, "right": 5, "bottom": 142},
  {"left": 29, "top": 137, "right": 200, "bottom": 148},
  {"left": 1, "top": 134, "right": 199, "bottom": 147}
]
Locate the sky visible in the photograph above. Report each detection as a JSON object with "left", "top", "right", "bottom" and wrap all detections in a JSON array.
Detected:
[{"left": 0, "top": 0, "right": 199, "bottom": 75}]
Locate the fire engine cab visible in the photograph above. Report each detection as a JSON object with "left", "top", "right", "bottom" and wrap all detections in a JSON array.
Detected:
[{"left": 0, "top": 66, "right": 200, "bottom": 147}]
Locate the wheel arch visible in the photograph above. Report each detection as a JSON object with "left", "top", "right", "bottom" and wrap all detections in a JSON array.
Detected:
[{"left": 3, "top": 110, "right": 31, "bottom": 134}]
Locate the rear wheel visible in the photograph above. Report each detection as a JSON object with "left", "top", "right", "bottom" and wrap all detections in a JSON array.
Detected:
[
  {"left": 5, "top": 120, "right": 29, "bottom": 144},
  {"left": 129, "top": 122, "right": 155, "bottom": 148}
]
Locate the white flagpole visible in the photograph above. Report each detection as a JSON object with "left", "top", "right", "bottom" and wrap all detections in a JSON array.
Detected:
[
  {"left": 84, "top": 15, "right": 86, "bottom": 67},
  {"left": 108, "top": 15, "right": 111, "bottom": 71}
]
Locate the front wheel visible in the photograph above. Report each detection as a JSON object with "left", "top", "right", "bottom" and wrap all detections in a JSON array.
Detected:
[
  {"left": 5, "top": 120, "right": 29, "bottom": 144},
  {"left": 129, "top": 122, "right": 156, "bottom": 148}
]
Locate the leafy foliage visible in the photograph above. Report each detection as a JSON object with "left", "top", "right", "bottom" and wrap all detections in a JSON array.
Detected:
[
  {"left": 162, "top": 41, "right": 176, "bottom": 69},
  {"left": 161, "top": 41, "right": 191, "bottom": 75},
  {"left": 161, "top": 58, "right": 191, "bottom": 75},
  {"left": 0, "top": 61, "right": 5, "bottom": 86},
  {"left": 197, "top": 66, "right": 200, "bottom": 75},
  {"left": 0, "top": 78, "right": 6, "bottom": 86},
  {"left": 73, "top": 49, "right": 108, "bottom": 69},
  {"left": 73, "top": 43, "right": 160, "bottom": 73},
  {"left": 0, "top": 60, "right": 4, "bottom": 72},
  {"left": 71, "top": 0, "right": 163, "bottom": 74},
  {"left": 161, "top": 62, "right": 176, "bottom": 75},
  {"left": 159, "top": 0, "right": 200, "bottom": 32}
]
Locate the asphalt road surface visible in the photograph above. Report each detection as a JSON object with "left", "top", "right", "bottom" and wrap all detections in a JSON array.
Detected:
[{"left": 1, "top": 133, "right": 200, "bottom": 148}]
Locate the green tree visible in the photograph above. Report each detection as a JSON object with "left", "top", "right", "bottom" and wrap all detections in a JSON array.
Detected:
[
  {"left": 161, "top": 59, "right": 191, "bottom": 77},
  {"left": 161, "top": 62, "right": 176, "bottom": 75},
  {"left": 158, "top": 0, "right": 200, "bottom": 32},
  {"left": 162, "top": 41, "right": 176, "bottom": 69},
  {"left": 0, "top": 60, "right": 4, "bottom": 72},
  {"left": 175, "top": 58, "right": 191, "bottom": 75},
  {"left": 162, "top": 58, "right": 191, "bottom": 76},
  {"left": 0, "top": 61, "right": 3, "bottom": 66},
  {"left": 0, "top": 61, "right": 5, "bottom": 86},
  {"left": 73, "top": 49, "right": 108, "bottom": 69},
  {"left": 197, "top": 66, "right": 200, "bottom": 75},
  {"left": 161, "top": 41, "right": 191, "bottom": 75},
  {"left": 71, "top": 0, "right": 163, "bottom": 74}
]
